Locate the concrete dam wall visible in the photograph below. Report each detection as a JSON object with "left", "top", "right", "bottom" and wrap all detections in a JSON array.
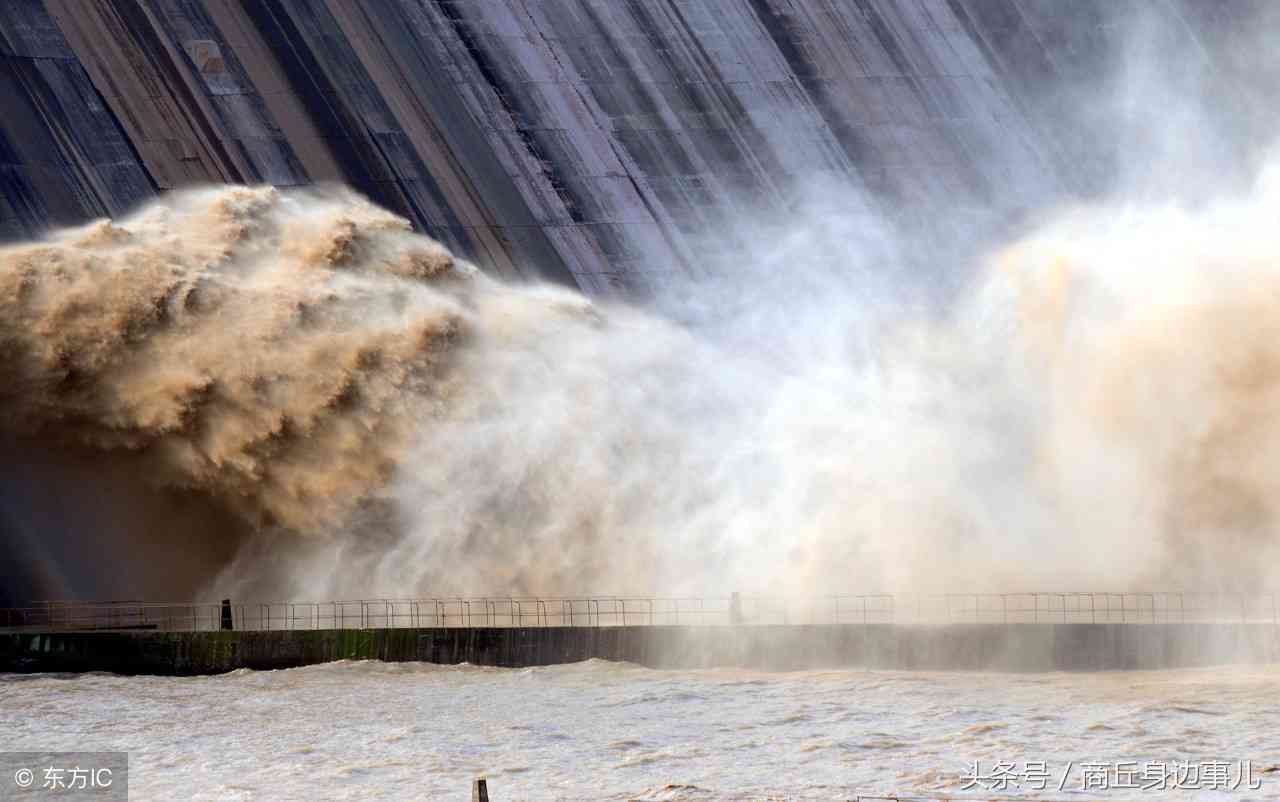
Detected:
[
  {"left": 4, "top": 624, "right": 1279, "bottom": 675},
  {"left": 3, "top": 0, "right": 1277, "bottom": 293}
]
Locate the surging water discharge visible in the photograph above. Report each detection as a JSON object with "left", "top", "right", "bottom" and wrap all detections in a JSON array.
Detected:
[
  {"left": 1, "top": 187, "right": 464, "bottom": 536},
  {"left": 2, "top": 175, "right": 1280, "bottom": 601}
]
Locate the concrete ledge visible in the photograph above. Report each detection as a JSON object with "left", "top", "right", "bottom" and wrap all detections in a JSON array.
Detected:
[{"left": 1, "top": 624, "right": 1276, "bottom": 676}]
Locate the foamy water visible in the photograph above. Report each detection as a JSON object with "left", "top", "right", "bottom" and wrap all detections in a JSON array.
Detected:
[
  {"left": 3, "top": 662, "right": 1278, "bottom": 801},
  {"left": 10, "top": 181, "right": 1280, "bottom": 605}
]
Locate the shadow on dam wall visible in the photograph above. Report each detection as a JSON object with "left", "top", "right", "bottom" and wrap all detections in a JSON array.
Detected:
[
  {"left": 3, "top": 624, "right": 1278, "bottom": 675},
  {"left": 3, "top": 0, "right": 1279, "bottom": 292}
]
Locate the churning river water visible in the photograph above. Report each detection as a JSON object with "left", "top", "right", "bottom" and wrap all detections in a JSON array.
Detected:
[{"left": 3, "top": 661, "right": 1279, "bottom": 801}]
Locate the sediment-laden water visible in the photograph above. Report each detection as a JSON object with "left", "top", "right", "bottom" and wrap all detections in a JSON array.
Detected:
[
  {"left": 2, "top": 662, "right": 1278, "bottom": 801},
  {"left": 10, "top": 176, "right": 1280, "bottom": 606}
]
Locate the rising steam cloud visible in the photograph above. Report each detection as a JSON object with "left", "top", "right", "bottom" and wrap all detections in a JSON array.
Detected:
[{"left": 2, "top": 172, "right": 1280, "bottom": 601}]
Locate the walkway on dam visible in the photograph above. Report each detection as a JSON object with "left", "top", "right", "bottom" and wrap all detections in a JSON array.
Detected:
[
  {"left": 3, "top": 592, "right": 1277, "bottom": 633},
  {"left": 2, "top": 593, "right": 1277, "bottom": 675}
]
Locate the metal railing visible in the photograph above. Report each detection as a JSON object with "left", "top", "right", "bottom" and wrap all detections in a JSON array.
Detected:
[{"left": 1, "top": 592, "right": 1277, "bottom": 633}]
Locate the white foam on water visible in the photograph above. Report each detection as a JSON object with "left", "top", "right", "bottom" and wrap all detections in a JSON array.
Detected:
[{"left": 3, "top": 663, "right": 1278, "bottom": 801}]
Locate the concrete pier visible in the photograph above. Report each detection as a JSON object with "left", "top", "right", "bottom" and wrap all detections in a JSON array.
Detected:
[{"left": 2, "top": 624, "right": 1277, "bottom": 676}]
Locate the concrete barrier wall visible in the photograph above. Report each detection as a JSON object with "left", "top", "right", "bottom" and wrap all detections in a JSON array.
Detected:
[
  {"left": 0, "top": 0, "right": 156, "bottom": 239},
  {"left": 3, "top": 1, "right": 1277, "bottom": 291},
  {"left": 3, "top": 624, "right": 1277, "bottom": 675}
]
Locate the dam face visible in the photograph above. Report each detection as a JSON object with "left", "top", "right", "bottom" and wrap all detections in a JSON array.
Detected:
[{"left": 2, "top": 0, "right": 1275, "bottom": 293}]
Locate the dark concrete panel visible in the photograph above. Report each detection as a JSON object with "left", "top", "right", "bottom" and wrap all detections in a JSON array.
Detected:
[
  {"left": 1, "top": 0, "right": 1277, "bottom": 284},
  {"left": 0, "top": 4, "right": 155, "bottom": 240}
]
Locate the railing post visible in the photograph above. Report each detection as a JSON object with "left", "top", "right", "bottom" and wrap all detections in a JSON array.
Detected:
[{"left": 472, "top": 778, "right": 489, "bottom": 802}]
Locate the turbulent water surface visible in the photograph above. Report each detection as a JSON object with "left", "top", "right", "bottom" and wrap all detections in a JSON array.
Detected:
[{"left": 3, "top": 661, "right": 1278, "bottom": 801}]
